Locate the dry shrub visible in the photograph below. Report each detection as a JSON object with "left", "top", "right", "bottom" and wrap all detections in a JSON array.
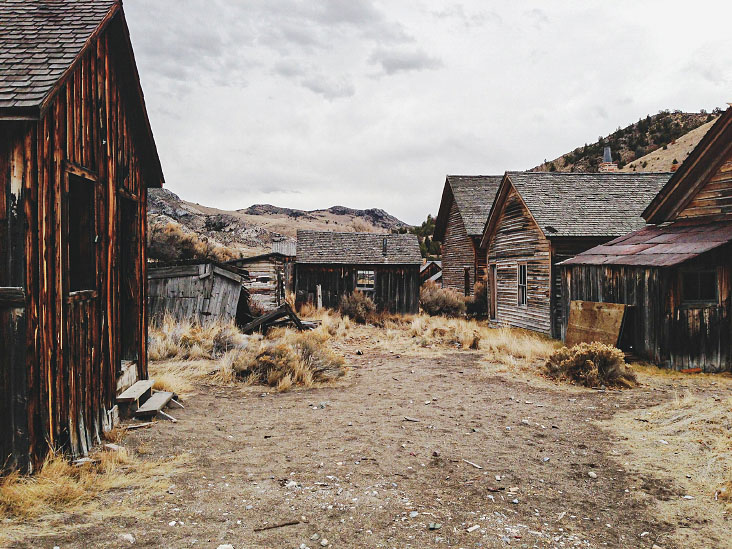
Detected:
[
  {"left": 226, "top": 329, "right": 347, "bottom": 391},
  {"left": 339, "top": 291, "right": 377, "bottom": 324},
  {"left": 148, "top": 314, "right": 247, "bottom": 362},
  {"left": 409, "top": 315, "right": 481, "bottom": 349},
  {"left": 148, "top": 219, "right": 240, "bottom": 263},
  {"left": 420, "top": 281, "right": 466, "bottom": 317},
  {"left": 0, "top": 449, "right": 184, "bottom": 521},
  {"left": 297, "top": 301, "right": 318, "bottom": 318},
  {"left": 544, "top": 342, "right": 637, "bottom": 388},
  {"left": 466, "top": 280, "right": 488, "bottom": 316}
]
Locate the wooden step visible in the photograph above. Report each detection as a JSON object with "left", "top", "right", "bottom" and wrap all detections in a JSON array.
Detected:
[
  {"left": 117, "top": 379, "right": 154, "bottom": 403},
  {"left": 135, "top": 391, "right": 174, "bottom": 417}
]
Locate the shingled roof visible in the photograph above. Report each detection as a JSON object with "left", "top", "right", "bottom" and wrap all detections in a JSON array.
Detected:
[
  {"left": 561, "top": 219, "right": 732, "bottom": 267},
  {"left": 500, "top": 171, "right": 672, "bottom": 238},
  {"left": 296, "top": 231, "right": 422, "bottom": 265},
  {"left": 0, "top": 0, "right": 119, "bottom": 116},
  {"left": 434, "top": 175, "right": 502, "bottom": 240}
]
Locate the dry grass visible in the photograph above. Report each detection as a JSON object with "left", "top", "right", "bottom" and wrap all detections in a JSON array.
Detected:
[
  {"left": 0, "top": 448, "right": 187, "bottom": 543},
  {"left": 419, "top": 281, "right": 466, "bottom": 317},
  {"left": 148, "top": 314, "right": 248, "bottom": 362},
  {"left": 544, "top": 342, "right": 637, "bottom": 388}
]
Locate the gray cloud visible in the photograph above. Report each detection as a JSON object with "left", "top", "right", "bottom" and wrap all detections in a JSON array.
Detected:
[
  {"left": 301, "top": 75, "right": 356, "bottom": 100},
  {"left": 368, "top": 48, "right": 443, "bottom": 75}
]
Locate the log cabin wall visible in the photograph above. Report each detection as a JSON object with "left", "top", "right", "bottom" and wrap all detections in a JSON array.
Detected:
[
  {"left": 295, "top": 264, "right": 420, "bottom": 315},
  {"left": 441, "top": 201, "right": 477, "bottom": 295},
  {"left": 0, "top": 12, "right": 159, "bottom": 471},
  {"left": 487, "top": 187, "right": 551, "bottom": 334}
]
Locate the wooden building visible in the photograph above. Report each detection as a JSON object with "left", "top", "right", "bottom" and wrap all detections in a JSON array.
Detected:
[
  {"left": 562, "top": 108, "right": 732, "bottom": 371},
  {"left": 480, "top": 172, "right": 671, "bottom": 337},
  {"left": 227, "top": 251, "right": 294, "bottom": 312},
  {"left": 420, "top": 260, "right": 442, "bottom": 285},
  {"left": 0, "top": 1, "right": 164, "bottom": 470},
  {"left": 434, "top": 176, "right": 502, "bottom": 295},
  {"left": 295, "top": 231, "right": 421, "bottom": 314},
  {"left": 148, "top": 261, "right": 250, "bottom": 326}
]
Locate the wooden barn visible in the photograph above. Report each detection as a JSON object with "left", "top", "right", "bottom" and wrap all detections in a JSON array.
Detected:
[
  {"left": 295, "top": 231, "right": 421, "bottom": 314},
  {"left": 561, "top": 108, "right": 732, "bottom": 371},
  {"left": 479, "top": 172, "right": 671, "bottom": 338},
  {"left": 420, "top": 260, "right": 442, "bottom": 285},
  {"left": 434, "top": 175, "right": 502, "bottom": 295},
  {"left": 0, "top": 1, "right": 163, "bottom": 470},
  {"left": 148, "top": 261, "right": 250, "bottom": 326},
  {"left": 227, "top": 251, "right": 294, "bottom": 312}
]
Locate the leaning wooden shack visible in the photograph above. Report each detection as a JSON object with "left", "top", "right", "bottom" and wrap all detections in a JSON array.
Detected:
[
  {"left": 227, "top": 251, "right": 294, "bottom": 311},
  {"left": 561, "top": 108, "right": 732, "bottom": 372},
  {"left": 0, "top": 1, "right": 163, "bottom": 470},
  {"left": 479, "top": 171, "right": 671, "bottom": 337},
  {"left": 148, "top": 261, "right": 250, "bottom": 326},
  {"left": 295, "top": 231, "right": 421, "bottom": 314}
]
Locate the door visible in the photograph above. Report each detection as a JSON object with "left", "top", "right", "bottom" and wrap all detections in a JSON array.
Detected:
[
  {"left": 489, "top": 264, "right": 497, "bottom": 320},
  {"left": 118, "top": 196, "right": 140, "bottom": 363}
]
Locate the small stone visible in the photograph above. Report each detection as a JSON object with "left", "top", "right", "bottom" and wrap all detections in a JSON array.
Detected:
[
  {"left": 543, "top": 457, "right": 550, "bottom": 462},
  {"left": 217, "top": 545, "right": 234, "bottom": 549},
  {"left": 428, "top": 523, "right": 442, "bottom": 530},
  {"left": 319, "top": 539, "right": 328, "bottom": 547},
  {"left": 588, "top": 471, "right": 598, "bottom": 479},
  {"left": 682, "top": 495, "right": 694, "bottom": 500},
  {"left": 245, "top": 505, "right": 253, "bottom": 510},
  {"left": 511, "top": 498, "right": 519, "bottom": 504},
  {"left": 432, "top": 450, "right": 440, "bottom": 457},
  {"left": 521, "top": 419, "right": 530, "bottom": 425},
  {"left": 467, "top": 524, "right": 480, "bottom": 533},
  {"left": 409, "top": 511, "right": 419, "bottom": 518},
  {"left": 310, "top": 533, "right": 320, "bottom": 541},
  {"left": 168, "top": 521, "right": 176, "bottom": 526},
  {"left": 119, "top": 533, "right": 136, "bottom": 544},
  {"left": 356, "top": 350, "right": 363, "bottom": 355}
]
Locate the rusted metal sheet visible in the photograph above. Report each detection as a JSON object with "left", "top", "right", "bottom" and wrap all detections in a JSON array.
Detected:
[{"left": 565, "top": 300, "right": 627, "bottom": 347}]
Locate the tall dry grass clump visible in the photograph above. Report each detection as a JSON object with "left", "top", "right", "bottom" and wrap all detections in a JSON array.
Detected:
[
  {"left": 148, "top": 314, "right": 247, "bottom": 361},
  {"left": 544, "top": 342, "right": 637, "bottom": 388},
  {"left": 0, "top": 449, "right": 184, "bottom": 520},
  {"left": 420, "top": 281, "right": 466, "bottom": 317},
  {"left": 147, "top": 219, "right": 240, "bottom": 263}
]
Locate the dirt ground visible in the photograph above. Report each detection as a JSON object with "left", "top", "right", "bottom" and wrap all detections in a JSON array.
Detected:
[{"left": 8, "top": 328, "right": 732, "bottom": 549}]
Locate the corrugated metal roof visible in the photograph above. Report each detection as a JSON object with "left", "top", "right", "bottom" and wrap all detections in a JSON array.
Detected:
[
  {"left": 296, "top": 231, "right": 422, "bottom": 265},
  {"left": 0, "top": 0, "right": 118, "bottom": 114},
  {"left": 561, "top": 220, "right": 732, "bottom": 267},
  {"left": 506, "top": 171, "right": 672, "bottom": 238}
]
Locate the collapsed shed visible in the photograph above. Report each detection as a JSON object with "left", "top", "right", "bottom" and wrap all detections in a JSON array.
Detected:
[
  {"left": 148, "top": 261, "right": 250, "bottom": 326},
  {"left": 0, "top": 1, "right": 163, "bottom": 470},
  {"left": 227, "top": 251, "right": 294, "bottom": 312},
  {"left": 480, "top": 171, "right": 671, "bottom": 337},
  {"left": 562, "top": 108, "right": 732, "bottom": 371},
  {"left": 434, "top": 175, "right": 502, "bottom": 295},
  {"left": 295, "top": 231, "right": 422, "bottom": 314}
]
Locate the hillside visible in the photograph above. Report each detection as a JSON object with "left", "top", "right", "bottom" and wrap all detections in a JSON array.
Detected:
[
  {"left": 147, "top": 188, "right": 410, "bottom": 260},
  {"left": 534, "top": 109, "right": 721, "bottom": 173}
]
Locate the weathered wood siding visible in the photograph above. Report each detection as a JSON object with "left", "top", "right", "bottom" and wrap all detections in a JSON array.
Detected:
[
  {"left": 487, "top": 187, "right": 551, "bottom": 334},
  {"left": 148, "top": 264, "right": 246, "bottom": 325},
  {"left": 295, "top": 264, "right": 419, "bottom": 315},
  {"left": 677, "top": 150, "right": 732, "bottom": 220},
  {"left": 228, "top": 255, "right": 294, "bottom": 311},
  {"left": 441, "top": 201, "right": 477, "bottom": 295},
  {"left": 1, "top": 15, "right": 156, "bottom": 470},
  {"left": 561, "top": 244, "right": 731, "bottom": 372}
]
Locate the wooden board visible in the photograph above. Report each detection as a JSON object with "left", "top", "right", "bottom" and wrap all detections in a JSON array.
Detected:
[
  {"left": 116, "top": 379, "right": 154, "bottom": 403},
  {"left": 565, "top": 300, "right": 627, "bottom": 347},
  {"left": 135, "top": 391, "right": 173, "bottom": 416}
]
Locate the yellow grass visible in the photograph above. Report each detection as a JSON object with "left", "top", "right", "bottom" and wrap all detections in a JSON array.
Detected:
[{"left": 148, "top": 314, "right": 247, "bottom": 362}]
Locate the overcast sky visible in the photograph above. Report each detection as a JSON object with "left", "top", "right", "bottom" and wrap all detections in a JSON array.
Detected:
[{"left": 124, "top": 0, "right": 731, "bottom": 225}]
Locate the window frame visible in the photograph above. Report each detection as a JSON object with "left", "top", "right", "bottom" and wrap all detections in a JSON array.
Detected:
[
  {"left": 680, "top": 267, "right": 718, "bottom": 306},
  {"left": 65, "top": 172, "right": 98, "bottom": 296},
  {"left": 356, "top": 269, "right": 375, "bottom": 291},
  {"left": 517, "top": 262, "right": 527, "bottom": 307}
]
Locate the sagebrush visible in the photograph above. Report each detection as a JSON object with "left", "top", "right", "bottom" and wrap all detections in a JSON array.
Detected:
[
  {"left": 420, "top": 281, "right": 466, "bottom": 317},
  {"left": 543, "top": 342, "right": 637, "bottom": 388},
  {"left": 339, "top": 291, "right": 377, "bottom": 323}
]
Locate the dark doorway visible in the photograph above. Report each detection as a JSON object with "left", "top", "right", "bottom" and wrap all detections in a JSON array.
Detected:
[
  {"left": 464, "top": 267, "right": 470, "bottom": 296},
  {"left": 118, "top": 197, "right": 139, "bottom": 363},
  {"left": 489, "top": 264, "right": 497, "bottom": 320}
]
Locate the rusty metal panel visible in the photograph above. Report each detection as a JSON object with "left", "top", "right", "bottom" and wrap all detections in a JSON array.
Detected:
[{"left": 565, "top": 300, "right": 627, "bottom": 347}]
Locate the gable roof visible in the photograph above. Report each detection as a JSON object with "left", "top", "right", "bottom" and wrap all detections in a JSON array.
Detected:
[
  {"left": 481, "top": 171, "right": 671, "bottom": 246},
  {"left": 643, "top": 107, "right": 732, "bottom": 224},
  {"left": 561, "top": 219, "right": 732, "bottom": 267},
  {"left": 434, "top": 175, "right": 502, "bottom": 240},
  {"left": 296, "top": 231, "right": 422, "bottom": 265},
  {"left": 0, "top": 0, "right": 119, "bottom": 116}
]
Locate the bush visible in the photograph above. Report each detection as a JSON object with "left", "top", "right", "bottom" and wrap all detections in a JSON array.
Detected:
[
  {"left": 339, "top": 291, "right": 377, "bottom": 324},
  {"left": 543, "top": 342, "right": 637, "bottom": 388},
  {"left": 420, "top": 281, "right": 466, "bottom": 317},
  {"left": 147, "top": 220, "right": 239, "bottom": 263},
  {"left": 466, "top": 280, "right": 488, "bottom": 316}
]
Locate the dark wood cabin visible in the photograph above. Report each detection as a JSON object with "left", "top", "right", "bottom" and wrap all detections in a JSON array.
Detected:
[
  {"left": 227, "top": 251, "right": 294, "bottom": 312},
  {"left": 420, "top": 260, "right": 442, "bottom": 285},
  {"left": 561, "top": 108, "right": 732, "bottom": 372},
  {"left": 148, "top": 261, "right": 250, "bottom": 327},
  {"left": 0, "top": 1, "right": 164, "bottom": 471},
  {"left": 434, "top": 176, "right": 502, "bottom": 295},
  {"left": 295, "top": 231, "right": 421, "bottom": 314},
  {"left": 479, "top": 172, "right": 671, "bottom": 338}
]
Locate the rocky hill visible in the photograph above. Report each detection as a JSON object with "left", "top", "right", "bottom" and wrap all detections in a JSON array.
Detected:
[
  {"left": 534, "top": 109, "right": 721, "bottom": 173},
  {"left": 147, "top": 188, "right": 410, "bottom": 259}
]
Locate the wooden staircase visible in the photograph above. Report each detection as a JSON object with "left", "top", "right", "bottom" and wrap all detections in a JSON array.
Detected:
[{"left": 116, "top": 379, "right": 184, "bottom": 422}]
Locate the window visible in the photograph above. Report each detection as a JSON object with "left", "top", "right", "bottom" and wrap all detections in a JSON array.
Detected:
[
  {"left": 356, "top": 270, "right": 375, "bottom": 291},
  {"left": 682, "top": 269, "right": 717, "bottom": 304},
  {"left": 68, "top": 175, "right": 96, "bottom": 292},
  {"left": 517, "top": 263, "right": 527, "bottom": 306}
]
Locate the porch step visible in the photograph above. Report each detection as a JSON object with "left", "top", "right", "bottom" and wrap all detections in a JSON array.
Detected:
[
  {"left": 117, "top": 379, "right": 154, "bottom": 403},
  {"left": 135, "top": 391, "right": 174, "bottom": 417}
]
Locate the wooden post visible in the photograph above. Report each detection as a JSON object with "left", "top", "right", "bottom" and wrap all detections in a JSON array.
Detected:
[{"left": 316, "top": 284, "right": 322, "bottom": 309}]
